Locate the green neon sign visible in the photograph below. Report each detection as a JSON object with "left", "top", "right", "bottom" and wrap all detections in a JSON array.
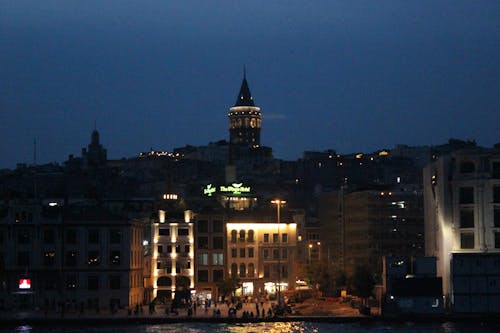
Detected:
[
  {"left": 220, "top": 183, "right": 251, "bottom": 195},
  {"left": 203, "top": 183, "right": 251, "bottom": 196},
  {"left": 203, "top": 184, "right": 216, "bottom": 197}
]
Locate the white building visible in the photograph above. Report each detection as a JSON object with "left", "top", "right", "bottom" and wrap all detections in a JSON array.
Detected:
[
  {"left": 150, "top": 210, "right": 194, "bottom": 301},
  {"left": 423, "top": 148, "right": 500, "bottom": 312}
]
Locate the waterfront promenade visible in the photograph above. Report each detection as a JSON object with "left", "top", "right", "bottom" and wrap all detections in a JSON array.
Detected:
[{"left": 0, "top": 298, "right": 370, "bottom": 327}]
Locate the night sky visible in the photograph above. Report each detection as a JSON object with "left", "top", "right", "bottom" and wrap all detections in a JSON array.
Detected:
[{"left": 1, "top": 1, "right": 499, "bottom": 169}]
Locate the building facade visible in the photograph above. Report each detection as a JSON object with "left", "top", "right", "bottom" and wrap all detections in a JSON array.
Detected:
[
  {"left": 0, "top": 202, "right": 144, "bottom": 312},
  {"left": 423, "top": 148, "right": 500, "bottom": 313}
]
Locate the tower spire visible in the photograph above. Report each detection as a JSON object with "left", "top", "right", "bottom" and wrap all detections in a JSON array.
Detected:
[{"left": 243, "top": 65, "right": 246, "bottom": 80}]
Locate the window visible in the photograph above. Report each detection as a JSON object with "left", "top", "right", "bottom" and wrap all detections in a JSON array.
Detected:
[
  {"left": 460, "top": 209, "right": 474, "bottom": 228},
  {"left": 157, "top": 245, "right": 163, "bottom": 254},
  {"left": 273, "top": 249, "right": 279, "bottom": 259},
  {"left": 66, "top": 251, "right": 77, "bottom": 266},
  {"left": 239, "top": 230, "right": 245, "bottom": 242},
  {"left": 178, "top": 228, "right": 189, "bottom": 236},
  {"left": 66, "top": 229, "right": 77, "bottom": 244},
  {"left": 167, "top": 245, "right": 172, "bottom": 253},
  {"left": 239, "top": 263, "right": 246, "bottom": 277},
  {"left": 184, "top": 245, "right": 190, "bottom": 253},
  {"left": 88, "top": 230, "right": 99, "bottom": 244},
  {"left": 460, "top": 161, "right": 475, "bottom": 173},
  {"left": 213, "top": 236, "right": 223, "bottom": 249},
  {"left": 460, "top": 233, "right": 474, "bottom": 249},
  {"left": 495, "top": 232, "right": 500, "bottom": 249},
  {"left": 240, "top": 248, "right": 246, "bottom": 258},
  {"left": 248, "top": 247, "right": 254, "bottom": 258},
  {"left": 264, "top": 233, "right": 269, "bottom": 243},
  {"left": 43, "top": 229, "right": 55, "bottom": 244},
  {"left": 231, "top": 248, "right": 237, "bottom": 258},
  {"left": 66, "top": 275, "right": 77, "bottom": 289},
  {"left": 248, "top": 230, "right": 255, "bottom": 242},
  {"left": 43, "top": 251, "right": 56, "bottom": 266},
  {"left": 248, "top": 263, "right": 255, "bottom": 277},
  {"left": 282, "top": 265, "right": 288, "bottom": 278},
  {"left": 87, "top": 251, "right": 100, "bottom": 266},
  {"left": 175, "top": 245, "right": 181, "bottom": 253},
  {"left": 198, "top": 270, "right": 209, "bottom": 282},
  {"left": 157, "top": 262, "right": 161, "bottom": 269},
  {"left": 18, "top": 251, "right": 30, "bottom": 266},
  {"left": 110, "top": 229, "right": 121, "bottom": 244},
  {"left": 263, "top": 249, "right": 269, "bottom": 259},
  {"left": 213, "top": 220, "right": 223, "bottom": 233},
  {"left": 492, "top": 162, "right": 500, "bottom": 178},
  {"left": 213, "top": 269, "right": 224, "bottom": 282},
  {"left": 18, "top": 229, "right": 30, "bottom": 244},
  {"left": 159, "top": 228, "right": 170, "bottom": 236},
  {"left": 198, "top": 237, "right": 209, "bottom": 249},
  {"left": 109, "top": 276, "right": 121, "bottom": 289},
  {"left": 231, "top": 263, "right": 237, "bottom": 278},
  {"left": 264, "top": 265, "right": 270, "bottom": 278},
  {"left": 494, "top": 186, "right": 500, "bottom": 203},
  {"left": 197, "top": 220, "right": 208, "bottom": 233},
  {"left": 198, "top": 253, "right": 208, "bottom": 265},
  {"left": 166, "top": 262, "right": 172, "bottom": 274},
  {"left": 459, "top": 187, "right": 474, "bottom": 204},
  {"left": 273, "top": 233, "right": 279, "bottom": 243},
  {"left": 282, "top": 233, "right": 288, "bottom": 243},
  {"left": 88, "top": 276, "right": 99, "bottom": 290},
  {"left": 110, "top": 251, "right": 121, "bottom": 265},
  {"left": 213, "top": 253, "right": 223, "bottom": 265},
  {"left": 495, "top": 208, "right": 500, "bottom": 228},
  {"left": 282, "top": 249, "right": 288, "bottom": 259},
  {"left": 231, "top": 230, "right": 237, "bottom": 243}
]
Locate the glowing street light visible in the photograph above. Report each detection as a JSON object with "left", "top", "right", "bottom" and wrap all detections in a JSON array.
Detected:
[{"left": 271, "top": 199, "right": 286, "bottom": 308}]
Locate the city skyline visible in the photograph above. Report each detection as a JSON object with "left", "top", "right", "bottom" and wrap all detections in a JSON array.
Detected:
[{"left": 1, "top": 1, "right": 499, "bottom": 169}]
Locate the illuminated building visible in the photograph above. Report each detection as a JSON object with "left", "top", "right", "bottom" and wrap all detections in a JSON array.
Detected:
[
  {"left": 423, "top": 148, "right": 500, "bottom": 313},
  {"left": 150, "top": 209, "right": 194, "bottom": 301},
  {"left": 226, "top": 209, "right": 297, "bottom": 297},
  {"left": 228, "top": 70, "right": 262, "bottom": 148}
]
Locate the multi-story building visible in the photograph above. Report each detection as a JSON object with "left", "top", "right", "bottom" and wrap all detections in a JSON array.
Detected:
[
  {"left": 226, "top": 207, "right": 297, "bottom": 297},
  {"left": 193, "top": 211, "right": 226, "bottom": 302},
  {"left": 321, "top": 188, "right": 424, "bottom": 278},
  {"left": 150, "top": 209, "right": 194, "bottom": 302},
  {"left": 0, "top": 201, "right": 144, "bottom": 311},
  {"left": 423, "top": 147, "right": 500, "bottom": 313}
]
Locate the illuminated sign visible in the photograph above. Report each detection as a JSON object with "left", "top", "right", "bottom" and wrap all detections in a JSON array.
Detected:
[
  {"left": 203, "top": 183, "right": 252, "bottom": 196},
  {"left": 220, "top": 183, "right": 251, "bottom": 195},
  {"left": 19, "top": 279, "right": 31, "bottom": 289},
  {"left": 203, "top": 184, "right": 216, "bottom": 197}
]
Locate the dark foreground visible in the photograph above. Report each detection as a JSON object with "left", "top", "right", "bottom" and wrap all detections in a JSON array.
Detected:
[{"left": 1, "top": 313, "right": 499, "bottom": 330}]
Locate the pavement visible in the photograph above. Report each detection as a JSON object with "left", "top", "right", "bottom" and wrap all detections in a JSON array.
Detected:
[{"left": 0, "top": 298, "right": 371, "bottom": 321}]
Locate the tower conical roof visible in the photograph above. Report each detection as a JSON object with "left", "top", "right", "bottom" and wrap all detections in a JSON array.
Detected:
[{"left": 234, "top": 75, "right": 255, "bottom": 107}]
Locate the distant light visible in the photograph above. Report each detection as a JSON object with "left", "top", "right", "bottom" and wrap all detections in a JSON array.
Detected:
[
  {"left": 19, "top": 279, "right": 31, "bottom": 289},
  {"left": 143, "top": 240, "right": 149, "bottom": 246},
  {"left": 48, "top": 202, "right": 58, "bottom": 207}
]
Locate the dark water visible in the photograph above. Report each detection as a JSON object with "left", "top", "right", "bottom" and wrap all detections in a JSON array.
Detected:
[{"left": 7, "top": 322, "right": 500, "bottom": 333}]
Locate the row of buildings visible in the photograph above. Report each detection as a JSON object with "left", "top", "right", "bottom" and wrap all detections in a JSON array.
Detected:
[{"left": 1, "top": 73, "right": 499, "bottom": 314}]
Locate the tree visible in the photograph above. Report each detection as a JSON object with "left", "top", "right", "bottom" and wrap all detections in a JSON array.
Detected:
[
  {"left": 216, "top": 277, "right": 241, "bottom": 299},
  {"left": 350, "top": 265, "right": 375, "bottom": 306}
]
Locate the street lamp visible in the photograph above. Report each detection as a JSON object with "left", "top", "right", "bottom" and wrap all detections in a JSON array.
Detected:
[{"left": 271, "top": 199, "right": 286, "bottom": 309}]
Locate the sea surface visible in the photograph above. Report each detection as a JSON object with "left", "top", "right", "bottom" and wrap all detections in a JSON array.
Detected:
[{"left": 6, "top": 322, "right": 500, "bottom": 333}]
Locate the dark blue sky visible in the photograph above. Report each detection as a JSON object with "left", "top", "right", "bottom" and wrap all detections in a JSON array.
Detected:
[{"left": 1, "top": 1, "right": 499, "bottom": 168}]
